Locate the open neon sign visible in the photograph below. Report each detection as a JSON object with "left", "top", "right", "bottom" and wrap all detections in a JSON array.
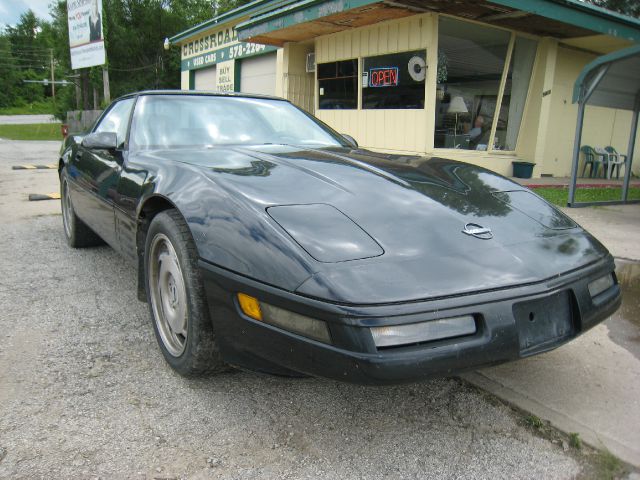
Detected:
[{"left": 368, "top": 67, "right": 399, "bottom": 87}]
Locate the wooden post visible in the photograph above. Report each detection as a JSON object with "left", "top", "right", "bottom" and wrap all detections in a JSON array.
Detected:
[
  {"left": 75, "top": 82, "right": 81, "bottom": 109},
  {"left": 81, "top": 69, "right": 90, "bottom": 110}
]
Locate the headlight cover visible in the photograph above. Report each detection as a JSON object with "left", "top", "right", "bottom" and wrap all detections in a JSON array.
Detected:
[
  {"left": 588, "top": 273, "right": 614, "bottom": 298},
  {"left": 371, "top": 315, "right": 477, "bottom": 348},
  {"left": 267, "top": 203, "right": 383, "bottom": 263}
]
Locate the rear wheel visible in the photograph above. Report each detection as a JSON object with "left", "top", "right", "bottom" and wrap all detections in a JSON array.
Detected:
[
  {"left": 145, "top": 209, "right": 225, "bottom": 376},
  {"left": 60, "top": 168, "right": 103, "bottom": 248}
]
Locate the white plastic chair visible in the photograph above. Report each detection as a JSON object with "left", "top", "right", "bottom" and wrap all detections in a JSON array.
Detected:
[
  {"left": 604, "top": 146, "right": 627, "bottom": 179},
  {"left": 593, "top": 147, "right": 613, "bottom": 179}
]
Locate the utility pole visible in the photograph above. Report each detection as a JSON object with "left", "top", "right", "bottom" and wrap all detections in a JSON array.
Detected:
[
  {"left": 103, "top": 68, "right": 110, "bottom": 104},
  {"left": 50, "top": 49, "right": 55, "bottom": 100}
]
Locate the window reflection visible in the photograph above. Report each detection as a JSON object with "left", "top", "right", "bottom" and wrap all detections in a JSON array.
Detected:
[
  {"left": 435, "top": 18, "right": 536, "bottom": 152},
  {"left": 129, "top": 95, "right": 347, "bottom": 150},
  {"left": 497, "top": 37, "right": 537, "bottom": 151}
]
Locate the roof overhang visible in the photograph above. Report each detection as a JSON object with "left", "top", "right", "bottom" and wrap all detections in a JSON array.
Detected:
[
  {"left": 235, "top": 0, "right": 640, "bottom": 47},
  {"left": 168, "top": 0, "right": 294, "bottom": 44},
  {"left": 572, "top": 43, "right": 640, "bottom": 110},
  {"left": 560, "top": 34, "right": 633, "bottom": 55}
]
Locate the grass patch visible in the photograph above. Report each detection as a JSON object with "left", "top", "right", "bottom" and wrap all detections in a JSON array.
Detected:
[
  {"left": 532, "top": 186, "right": 640, "bottom": 206},
  {"left": 569, "top": 432, "right": 582, "bottom": 450},
  {"left": 525, "top": 414, "right": 544, "bottom": 429},
  {"left": 0, "top": 99, "right": 55, "bottom": 115},
  {"left": 0, "top": 123, "right": 62, "bottom": 141},
  {"left": 593, "top": 449, "right": 624, "bottom": 479}
]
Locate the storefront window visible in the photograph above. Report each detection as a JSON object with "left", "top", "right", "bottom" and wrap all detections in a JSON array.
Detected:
[
  {"left": 318, "top": 59, "right": 358, "bottom": 110},
  {"left": 362, "top": 50, "right": 426, "bottom": 109},
  {"left": 496, "top": 36, "right": 537, "bottom": 151},
  {"left": 434, "top": 17, "right": 511, "bottom": 150}
]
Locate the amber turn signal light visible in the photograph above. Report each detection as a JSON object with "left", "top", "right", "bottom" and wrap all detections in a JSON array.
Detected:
[{"left": 237, "top": 293, "right": 263, "bottom": 321}]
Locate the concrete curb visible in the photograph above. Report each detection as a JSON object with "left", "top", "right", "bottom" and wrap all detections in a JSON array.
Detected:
[{"left": 461, "top": 370, "right": 640, "bottom": 467}]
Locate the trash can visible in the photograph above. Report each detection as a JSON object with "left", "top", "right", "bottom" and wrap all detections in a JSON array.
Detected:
[{"left": 512, "top": 161, "right": 535, "bottom": 179}]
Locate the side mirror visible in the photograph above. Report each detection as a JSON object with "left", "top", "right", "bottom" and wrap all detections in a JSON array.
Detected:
[
  {"left": 341, "top": 134, "right": 358, "bottom": 149},
  {"left": 82, "top": 132, "right": 118, "bottom": 150}
]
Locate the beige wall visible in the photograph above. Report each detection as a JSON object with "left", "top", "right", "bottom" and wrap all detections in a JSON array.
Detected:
[
  {"left": 309, "top": 13, "right": 543, "bottom": 176},
  {"left": 180, "top": 70, "right": 190, "bottom": 90},
  {"left": 314, "top": 14, "right": 433, "bottom": 155},
  {"left": 281, "top": 42, "right": 315, "bottom": 113},
  {"left": 538, "top": 46, "right": 639, "bottom": 177},
  {"left": 177, "top": 13, "right": 638, "bottom": 179}
]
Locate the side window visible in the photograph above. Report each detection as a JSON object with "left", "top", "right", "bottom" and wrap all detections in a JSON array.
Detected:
[
  {"left": 94, "top": 98, "right": 135, "bottom": 147},
  {"left": 317, "top": 59, "right": 358, "bottom": 110}
]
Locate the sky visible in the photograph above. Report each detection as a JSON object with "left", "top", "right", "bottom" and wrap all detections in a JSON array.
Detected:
[{"left": 0, "top": 0, "right": 53, "bottom": 28}]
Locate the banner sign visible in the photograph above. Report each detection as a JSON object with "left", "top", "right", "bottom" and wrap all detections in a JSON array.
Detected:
[
  {"left": 181, "top": 43, "right": 276, "bottom": 71},
  {"left": 67, "top": 0, "right": 106, "bottom": 69},
  {"left": 215, "top": 60, "right": 235, "bottom": 92},
  {"left": 180, "top": 23, "right": 276, "bottom": 71}
]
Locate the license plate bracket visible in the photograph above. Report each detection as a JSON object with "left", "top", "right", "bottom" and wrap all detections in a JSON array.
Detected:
[{"left": 513, "top": 291, "right": 575, "bottom": 355}]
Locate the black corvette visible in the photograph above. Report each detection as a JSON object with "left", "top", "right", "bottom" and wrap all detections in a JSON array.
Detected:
[{"left": 58, "top": 90, "right": 621, "bottom": 384}]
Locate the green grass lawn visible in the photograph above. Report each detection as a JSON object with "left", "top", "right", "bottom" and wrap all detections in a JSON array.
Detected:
[
  {"left": 533, "top": 186, "right": 640, "bottom": 206},
  {"left": 0, "top": 123, "right": 62, "bottom": 141},
  {"left": 0, "top": 100, "right": 55, "bottom": 115}
]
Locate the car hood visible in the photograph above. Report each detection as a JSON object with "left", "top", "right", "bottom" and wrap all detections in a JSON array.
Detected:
[{"left": 164, "top": 145, "right": 609, "bottom": 304}]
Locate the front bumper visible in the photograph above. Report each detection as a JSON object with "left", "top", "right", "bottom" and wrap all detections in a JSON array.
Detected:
[{"left": 199, "top": 256, "right": 621, "bottom": 385}]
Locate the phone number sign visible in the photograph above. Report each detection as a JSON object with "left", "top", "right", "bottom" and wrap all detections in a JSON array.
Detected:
[{"left": 181, "top": 42, "right": 276, "bottom": 71}]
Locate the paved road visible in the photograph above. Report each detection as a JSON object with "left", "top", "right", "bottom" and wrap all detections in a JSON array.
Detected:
[
  {"left": 0, "top": 114, "right": 59, "bottom": 124},
  {"left": 0, "top": 140, "right": 625, "bottom": 479}
]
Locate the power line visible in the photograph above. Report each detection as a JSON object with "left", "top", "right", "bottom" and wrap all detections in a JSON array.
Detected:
[
  {"left": 0, "top": 63, "right": 47, "bottom": 70},
  {"left": 0, "top": 49, "right": 50, "bottom": 55},
  {"left": 0, "top": 45, "right": 52, "bottom": 52},
  {"left": 0, "top": 57, "right": 49, "bottom": 63},
  {"left": 0, "top": 53, "right": 51, "bottom": 61},
  {"left": 108, "top": 64, "right": 157, "bottom": 72},
  {"left": 0, "top": 49, "right": 52, "bottom": 56}
]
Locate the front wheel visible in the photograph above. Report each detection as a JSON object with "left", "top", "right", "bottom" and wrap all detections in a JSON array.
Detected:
[{"left": 144, "top": 209, "right": 225, "bottom": 376}]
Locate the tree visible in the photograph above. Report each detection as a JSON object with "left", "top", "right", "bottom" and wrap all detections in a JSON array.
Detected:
[
  {"left": 588, "top": 0, "right": 640, "bottom": 18},
  {"left": 2, "top": 0, "right": 258, "bottom": 114},
  {"left": 0, "top": 10, "right": 53, "bottom": 108}
]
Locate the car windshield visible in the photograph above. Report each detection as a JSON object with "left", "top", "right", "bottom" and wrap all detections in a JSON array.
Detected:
[{"left": 130, "top": 94, "right": 347, "bottom": 150}]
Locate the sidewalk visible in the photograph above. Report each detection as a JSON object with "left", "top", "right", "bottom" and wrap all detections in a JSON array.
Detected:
[{"left": 463, "top": 203, "right": 640, "bottom": 467}]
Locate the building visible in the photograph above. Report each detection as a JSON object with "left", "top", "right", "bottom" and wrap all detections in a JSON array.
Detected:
[{"left": 169, "top": 0, "right": 640, "bottom": 178}]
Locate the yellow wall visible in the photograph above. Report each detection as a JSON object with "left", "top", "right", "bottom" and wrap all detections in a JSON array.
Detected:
[
  {"left": 539, "top": 46, "right": 639, "bottom": 177},
  {"left": 310, "top": 14, "right": 545, "bottom": 177},
  {"left": 314, "top": 14, "right": 432, "bottom": 154},
  {"left": 281, "top": 42, "right": 315, "bottom": 113},
  {"left": 177, "top": 13, "right": 639, "bottom": 179},
  {"left": 180, "top": 70, "right": 189, "bottom": 90}
]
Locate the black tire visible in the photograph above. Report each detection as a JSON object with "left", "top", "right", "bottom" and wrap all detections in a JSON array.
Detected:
[
  {"left": 60, "top": 167, "right": 104, "bottom": 248},
  {"left": 144, "top": 209, "right": 226, "bottom": 376}
]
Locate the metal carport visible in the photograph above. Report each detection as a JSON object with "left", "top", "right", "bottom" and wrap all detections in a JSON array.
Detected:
[{"left": 568, "top": 43, "right": 640, "bottom": 207}]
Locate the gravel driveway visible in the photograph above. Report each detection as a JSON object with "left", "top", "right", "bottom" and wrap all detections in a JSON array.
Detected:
[{"left": 0, "top": 140, "right": 595, "bottom": 479}]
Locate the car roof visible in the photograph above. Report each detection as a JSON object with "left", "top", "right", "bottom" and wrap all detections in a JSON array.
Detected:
[{"left": 116, "top": 89, "right": 288, "bottom": 103}]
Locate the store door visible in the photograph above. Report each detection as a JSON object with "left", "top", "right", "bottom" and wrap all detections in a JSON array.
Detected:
[
  {"left": 194, "top": 66, "right": 217, "bottom": 91},
  {"left": 239, "top": 53, "right": 277, "bottom": 96}
]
